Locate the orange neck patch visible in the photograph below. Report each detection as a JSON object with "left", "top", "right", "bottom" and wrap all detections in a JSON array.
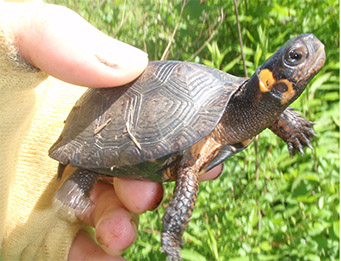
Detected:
[
  {"left": 280, "top": 81, "right": 295, "bottom": 105},
  {"left": 258, "top": 69, "right": 296, "bottom": 105},
  {"left": 258, "top": 69, "right": 276, "bottom": 92}
]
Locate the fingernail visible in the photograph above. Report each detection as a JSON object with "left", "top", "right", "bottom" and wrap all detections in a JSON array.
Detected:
[
  {"left": 213, "top": 164, "right": 224, "bottom": 180},
  {"left": 147, "top": 183, "right": 164, "bottom": 211},
  {"left": 148, "top": 196, "right": 163, "bottom": 211},
  {"left": 95, "top": 36, "right": 148, "bottom": 72}
]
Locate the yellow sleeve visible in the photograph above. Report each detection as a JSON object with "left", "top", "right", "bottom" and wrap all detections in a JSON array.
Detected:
[{"left": 0, "top": 2, "right": 87, "bottom": 260}]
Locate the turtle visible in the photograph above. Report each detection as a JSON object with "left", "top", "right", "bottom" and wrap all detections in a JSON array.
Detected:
[{"left": 49, "top": 33, "right": 325, "bottom": 260}]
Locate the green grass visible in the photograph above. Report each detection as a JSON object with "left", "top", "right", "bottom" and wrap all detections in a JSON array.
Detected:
[{"left": 48, "top": 0, "right": 340, "bottom": 260}]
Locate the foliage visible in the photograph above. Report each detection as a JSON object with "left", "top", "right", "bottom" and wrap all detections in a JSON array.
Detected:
[{"left": 48, "top": 0, "right": 339, "bottom": 260}]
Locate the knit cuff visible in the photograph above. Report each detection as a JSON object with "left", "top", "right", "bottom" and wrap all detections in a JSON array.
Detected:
[{"left": 0, "top": 1, "right": 48, "bottom": 92}]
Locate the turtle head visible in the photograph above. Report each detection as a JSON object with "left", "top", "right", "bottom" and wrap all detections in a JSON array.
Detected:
[
  {"left": 254, "top": 33, "right": 325, "bottom": 107},
  {"left": 222, "top": 34, "right": 325, "bottom": 143}
]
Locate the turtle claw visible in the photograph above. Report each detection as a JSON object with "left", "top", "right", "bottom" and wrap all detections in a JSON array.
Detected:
[
  {"left": 303, "top": 133, "right": 314, "bottom": 150},
  {"left": 287, "top": 130, "right": 314, "bottom": 157},
  {"left": 288, "top": 138, "right": 305, "bottom": 157},
  {"left": 269, "top": 108, "right": 316, "bottom": 156},
  {"left": 288, "top": 143, "right": 295, "bottom": 157}
]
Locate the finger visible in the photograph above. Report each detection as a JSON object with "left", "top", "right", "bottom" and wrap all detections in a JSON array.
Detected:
[
  {"left": 68, "top": 231, "right": 126, "bottom": 261},
  {"left": 199, "top": 164, "right": 224, "bottom": 181},
  {"left": 77, "top": 182, "right": 138, "bottom": 256},
  {"left": 5, "top": 3, "right": 148, "bottom": 87},
  {"left": 114, "top": 178, "right": 164, "bottom": 214}
]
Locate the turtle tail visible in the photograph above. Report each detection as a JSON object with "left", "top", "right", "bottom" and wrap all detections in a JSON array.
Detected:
[{"left": 55, "top": 166, "right": 99, "bottom": 213}]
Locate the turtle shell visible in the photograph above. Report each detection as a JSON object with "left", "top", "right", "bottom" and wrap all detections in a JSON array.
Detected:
[{"left": 49, "top": 61, "right": 246, "bottom": 174}]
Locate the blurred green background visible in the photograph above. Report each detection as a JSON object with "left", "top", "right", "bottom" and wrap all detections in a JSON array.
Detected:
[{"left": 47, "top": 0, "right": 339, "bottom": 260}]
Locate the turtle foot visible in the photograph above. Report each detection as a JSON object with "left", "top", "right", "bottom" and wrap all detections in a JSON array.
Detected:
[{"left": 270, "top": 108, "right": 316, "bottom": 156}]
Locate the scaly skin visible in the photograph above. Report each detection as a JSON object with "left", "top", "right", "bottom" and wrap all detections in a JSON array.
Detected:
[
  {"left": 161, "top": 167, "right": 199, "bottom": 260},
  {"left": 161, "top": 136, "right": 221, "bottom": 260},
  {"left": 269, "top": 107, "right": 316, "bottom": 156},
  {"left": 56, "top": 167, "right": 99, "bottom": 212}
]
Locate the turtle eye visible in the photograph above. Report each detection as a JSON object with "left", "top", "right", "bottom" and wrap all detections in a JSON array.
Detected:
[
  {"left": 289, "top": 50, "right": 302, "bottom": 60},
  {"left": 285, "top": 47, "right": 307, "bottom": 66}
]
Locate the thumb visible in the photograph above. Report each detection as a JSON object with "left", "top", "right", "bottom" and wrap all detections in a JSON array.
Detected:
[{"left": 8, "top": 3, "right": 148, "bottom": 87}]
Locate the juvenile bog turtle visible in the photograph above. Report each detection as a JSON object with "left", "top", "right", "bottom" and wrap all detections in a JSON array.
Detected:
[{"left": 49, "top": 33, "right": 325, "bottom": 259}]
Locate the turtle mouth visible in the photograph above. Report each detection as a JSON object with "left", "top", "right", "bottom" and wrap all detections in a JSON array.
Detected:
[{"left": 311, "top": 45, "right": 326, "bottom": 71}]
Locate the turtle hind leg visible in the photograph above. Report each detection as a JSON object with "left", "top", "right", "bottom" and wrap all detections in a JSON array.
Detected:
[
  {"left": 56, "top": 167, "right": 99, "bottom": 213},
  {"left": 269, "top": 107, "right": 316, "bottom": 156},
  {"left": 161, "top": 167, "right": 199, "bottom": 260}
]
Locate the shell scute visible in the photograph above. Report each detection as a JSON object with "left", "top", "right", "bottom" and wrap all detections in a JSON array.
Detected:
[{"left": 49, "top": 61, "right": 246, "bottom": 172}]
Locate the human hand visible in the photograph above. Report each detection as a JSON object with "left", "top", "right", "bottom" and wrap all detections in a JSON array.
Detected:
[
  {"left": 2, "top": 2, "right": 147, "bottom": 87},
  {"left": 2, "top": 2, "right": 223, "bottom": 259},
  {"left": 70, "top": 165, "right": 222, "bottom": 260}
]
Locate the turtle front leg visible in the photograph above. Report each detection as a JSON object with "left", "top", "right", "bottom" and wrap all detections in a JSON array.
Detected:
[
  {"left": 269, "top": 107, "right": 316, "bottom": 156},
  {"left": 161, "top": 166, "right": 199, "bottom": 260}
]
